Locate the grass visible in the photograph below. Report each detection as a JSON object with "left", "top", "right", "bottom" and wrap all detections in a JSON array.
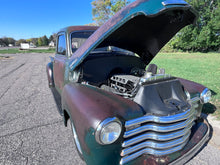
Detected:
[
  {"left": 0, "top": 48, "right": 55, "bottom": 54},
  {"left": 151, "top": 52, "right": 220, "bottom": 118}
]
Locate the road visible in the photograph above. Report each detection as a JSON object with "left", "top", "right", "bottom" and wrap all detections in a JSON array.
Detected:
[{"left": 0, "top": 53, "right": 220, "bottom": 165}]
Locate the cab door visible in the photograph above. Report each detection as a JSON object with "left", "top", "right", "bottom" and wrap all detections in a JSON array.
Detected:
[{"left": 53, "top": 32, "right": 67, "bottom": 92}]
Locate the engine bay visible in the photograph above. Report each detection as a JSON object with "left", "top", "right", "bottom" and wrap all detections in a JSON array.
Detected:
[
  {"left": 100, "top": 65, "right": 172, "bottom": 99},
  {"left": 79, "top": 56, "right": 189, "bottom": 115}
]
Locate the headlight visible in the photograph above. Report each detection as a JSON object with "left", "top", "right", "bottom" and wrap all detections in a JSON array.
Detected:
[
  {"left": 95, "top": 117, "right": 122, "bottom": 145},
  {"left": 200, "top": 88, "right": 211, "bottom": 103}
]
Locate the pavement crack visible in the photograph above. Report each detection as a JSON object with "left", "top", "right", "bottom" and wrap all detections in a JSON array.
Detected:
[
  {"left": 0, "top": 65, "right": 28, "bottom": 100},
  {"left": 0, "top": 63, "right": 25, "bottom": 79},
  {"left": 0, "top": 86, "right": 11, "bottom": 100},
  {"left": 0, "top": 120, "right": 63, "bottom": 138},
  {"left": 1, "top": 88, "right": 40, "bottom": 107},
  {"left": 26, "top": 157, "right": 29, "bottom": 165},
  {"left": 0, "top": 114, "right": 30, "bottom": 126}
]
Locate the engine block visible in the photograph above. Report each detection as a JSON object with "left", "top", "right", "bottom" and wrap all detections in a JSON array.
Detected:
[{"left": 110, "top": 75, "right": 140, "bottom": 94}]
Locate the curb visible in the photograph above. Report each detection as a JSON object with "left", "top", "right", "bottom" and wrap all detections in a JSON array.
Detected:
[{"left": 207, "top": 115, "right": 220, "bottom": 149}]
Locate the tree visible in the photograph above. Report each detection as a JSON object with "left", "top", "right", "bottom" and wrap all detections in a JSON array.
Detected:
[
  {"left": 30, "top": 38, "right": 38, "bottom": 46},
  {"left": 49, "top": 33, "right": 57, "bottom": 42},
  {"left": 37, "top": 37, "right": 43, "bottom": 46},
  {"left": 26, "top": 38, "right": 32, "bottom": 44},
  {"left": 2, "top": 37, "right": 9, "bottom": 46},
  {"left": 0, "top": 37, "right": 16, "bottom": 46},
  {"left": 0, "top": 38, "right": 6, "bottom": 46},
  {"left": 49, "top": 35, "right": 53, "bottom": 42},
  {"left": 15, "top": 39, "right": 26, "bottom": 46},
  {"left": 7, "top": 38, "right": 16, "bottom": 45},
  {"left": 49, "top": 33, "right": 57, "bottom": 46},
  {"left": 92, "top": 0, "right": 130, "bottom": 25},
  {"left": 170, "top": 0, "right": 220, "bottom": 52},
  {"left": 85, "top": 23, "right": 97, "bottom": 26},
  {"left": 42, "top": 35, "right": 49, "bottom": 46},
  {"left": 111, "top": 0, "right": 128, "bottom": 14}
]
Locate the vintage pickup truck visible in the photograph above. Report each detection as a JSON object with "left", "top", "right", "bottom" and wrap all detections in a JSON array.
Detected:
[{"left": 46, "top": 0, "right": 212, "bottom": 164}]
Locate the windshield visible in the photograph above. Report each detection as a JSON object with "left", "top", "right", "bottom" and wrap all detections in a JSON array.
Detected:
[
  {"left": 91, "top": 46, "right": 135, "bottom": 56},
  {"left": 71, "top": 31, "right": 135, "bottom": 56},
  {"left": 71, "top": 31, "right": 94, "bottom": 53}
]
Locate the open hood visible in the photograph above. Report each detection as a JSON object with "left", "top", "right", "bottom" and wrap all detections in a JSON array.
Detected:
[{"left": 69, "top": 0, "right": 197, "bottom": 71}]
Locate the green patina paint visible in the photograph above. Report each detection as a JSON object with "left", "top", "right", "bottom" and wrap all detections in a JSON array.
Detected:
[
  {"left": 83, "top": 127, "right": 122, "bottom": 165},
  {"left": 64, "top": 60, "right": 70, "bottom": 84},
  {"left": 83, "top": 84, "right": 144, "bottom": 120}
]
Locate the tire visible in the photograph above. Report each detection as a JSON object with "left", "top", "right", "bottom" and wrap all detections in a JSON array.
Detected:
[{"left": 70, "top": 119, "right": 84, "bottom": 160}]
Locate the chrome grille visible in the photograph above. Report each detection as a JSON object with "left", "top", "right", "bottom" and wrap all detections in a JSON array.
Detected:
[{"left": 120, "top": 97, "right": 200, "bottom": 165}]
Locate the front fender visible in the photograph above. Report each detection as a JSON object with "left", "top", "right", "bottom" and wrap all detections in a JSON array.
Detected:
[
  {"left": 177, "top": 78, "right": 206, "bottom": 97},
  {"left": 61, "top": 83, "right": 143, "bottom": 165}
]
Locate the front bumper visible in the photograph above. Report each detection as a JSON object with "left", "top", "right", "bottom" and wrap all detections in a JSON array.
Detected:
[{"left": 124, "top": 119, "right": 210, "bottom": 165}]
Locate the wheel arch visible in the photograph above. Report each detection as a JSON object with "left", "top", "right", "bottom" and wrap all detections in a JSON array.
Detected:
[
  {"left": 46, "top": 62, "right": 55, "bottom": 88},
  {"left": 63, "top": 109, "right": 70, "bottom": 127}
]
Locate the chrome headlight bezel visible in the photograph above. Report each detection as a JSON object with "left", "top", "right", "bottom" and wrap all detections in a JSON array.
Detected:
[
  {"left": 200, "top": 88, "right": 211, "bottom": 103},
  {"left": 95, "top": 117, "right": 122, "bottom": 145}
]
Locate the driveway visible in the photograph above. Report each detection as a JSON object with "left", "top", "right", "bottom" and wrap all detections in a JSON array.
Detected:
[{"left": 0, "top": 53, "right": 219, "bottom": 165}]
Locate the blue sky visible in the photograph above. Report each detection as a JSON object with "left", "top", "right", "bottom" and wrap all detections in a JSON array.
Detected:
[{"left": 0, "top": 0, "right": 96, "bottom": 40}]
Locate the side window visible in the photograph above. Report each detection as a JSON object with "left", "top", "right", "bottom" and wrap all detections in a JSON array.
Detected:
[{"left": 57, "top": 34, "right": 66, "bottom": 55}]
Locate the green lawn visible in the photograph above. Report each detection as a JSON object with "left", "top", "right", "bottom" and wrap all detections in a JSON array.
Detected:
[
  {"left": 0, "top": 48, "right": 55, "bottom": 54},
  {"left": 151, "top": 52, "right": 220, "bottom": 118}
]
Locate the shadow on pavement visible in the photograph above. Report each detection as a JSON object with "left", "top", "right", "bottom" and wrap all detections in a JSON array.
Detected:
[
  {"left": 50, "top": 87, "right": 63, "bottom": 116},
  {"left": 202, "top": 89, "right": 217, "bottom": 115}
]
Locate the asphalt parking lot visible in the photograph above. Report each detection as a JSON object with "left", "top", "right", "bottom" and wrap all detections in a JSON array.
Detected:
[
  {"left": 0, "top": 53, "right": 220, "bottom": 165},
  {"left": 0, "top": 53, "right": 85, "bottom": 165}
]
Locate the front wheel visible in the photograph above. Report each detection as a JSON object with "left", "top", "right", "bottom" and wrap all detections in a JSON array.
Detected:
[{"left": 70, "top": 119, "right": 84, "bottom": 160}]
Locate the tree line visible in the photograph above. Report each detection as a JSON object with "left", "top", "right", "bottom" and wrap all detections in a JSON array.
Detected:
[
  {"left": 171, "top": 0, "right": 220, "bottom": 52},
  {"left": 0, "top": 34, "right": 56, "bottom": 47},
  {"left": 0, "top": 37, "right": 16, "bottom": 47},
  {"left": 91, "top": 0, "right": 220, "bottom": 52}
]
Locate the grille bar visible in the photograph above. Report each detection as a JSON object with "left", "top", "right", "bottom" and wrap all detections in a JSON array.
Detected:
[
  {"left": 120, "top": 140, "right": 188, "bottom": 165},
  {"left": 125, "top": 109, "right": 193, "bottom": 128},
  {"left": 122, "top": 122, "right": 194, "bottom": 147},
  {"left": 121, "top": 131, "right": 190, "bottom": 156},
  {"left": 124, "top": 115, "right": 195, "bottom": 138}
]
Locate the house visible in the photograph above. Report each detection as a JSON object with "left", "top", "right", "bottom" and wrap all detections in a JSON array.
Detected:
[{"left": 49, "top": 41, "right": 55, "bottom": 47}]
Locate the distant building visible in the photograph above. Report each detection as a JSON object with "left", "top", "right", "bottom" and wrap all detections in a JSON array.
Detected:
[
  {"left": 20, "top": 42, "right": 36, "bottom": 50},
  {"left": 49, "top": 41, "right": 55, "bottom": 47}
]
